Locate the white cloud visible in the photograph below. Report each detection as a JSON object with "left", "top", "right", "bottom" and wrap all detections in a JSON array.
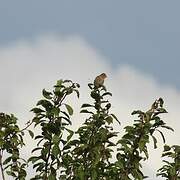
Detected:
[{"left": 0, "top": 35, "right": 179, "bottom": 179}]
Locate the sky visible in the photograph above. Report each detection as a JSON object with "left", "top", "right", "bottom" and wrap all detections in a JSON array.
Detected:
[{"left": 0, "top": 1, "right": 180, "bottom": 179}]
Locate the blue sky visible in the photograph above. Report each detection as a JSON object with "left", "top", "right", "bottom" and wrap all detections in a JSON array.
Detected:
[
  {"left": 0, "top": 1, "right": 180, "bottom": 179},
  {"left": 1, "top": 1, "right": 180, "bottom": 88}
]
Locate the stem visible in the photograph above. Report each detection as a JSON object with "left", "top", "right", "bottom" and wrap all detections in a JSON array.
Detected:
[
  {"left": 57, "top": 93, "right": 67, "bottom": 108},
  {"left": 45, "top": 139, "right": 52, "bottom": 179},
  {"left": 0, "top": 150, "right": 5, "bottom": 180},
  {"left": 20, "top": 120, "right": 33, "bottom": 132}
]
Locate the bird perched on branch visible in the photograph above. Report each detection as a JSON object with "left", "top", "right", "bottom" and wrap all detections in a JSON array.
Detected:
[{"left": 94, "top": 73, "right": 107, "bottom": 88}]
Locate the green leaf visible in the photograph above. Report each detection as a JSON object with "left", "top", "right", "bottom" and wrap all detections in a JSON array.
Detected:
[
  {"left": 105, "top": 116, "right": 113, "bottom": 124},
  {"left": 158, "top": 98, "right": 164, "bottom": 107},
  {"left": 3, "top": 157, "right": 12, "bottom": 165},
  {"left": 74, "top": 89, "right": 80, "bottom": 98},
  {"left": 63, "top": 79, "right": 72, "bottom": 83},
  {"left": 61, "top": 116, "right": 72, "bottom": 125},
  {"left": 162, "top": 152, "right": 173, "bottom": 157},
  {"left": 105, "top": 103, "right": 111, "bottom": 110},
  {"left": 41, "top": 148, "right": 49, "bottom": 159},
  {"left": 161, "top": 125, "right": 174, "bottom": 132},
  {"left": 88, "top": 83, "right": 93, "bottom": 89},
  {"left": 111, "top": 113, "right": 121, "bottom": 124},
  {"left": 28, "top": 130, "right": 34, "bottom": 138},
  {"left": 61, "top": 111, "right": 70, "bottom": 119},
  {"left": 163, "top": 145, "right": 171, "bottom": 152},
  {"left": 102, "top": 92, "right": 112, "bottom": 96},
  {"left": 6, "top": 171, "right": 16, "bottom": 177},
  {"left": 81, "top": 103, "right": 94, "bottom": 108},
  {"left": 157, "top": 108, "right": 168, "bottom": 113},
  {"left": 52, "top": 135, "right": 60, "bottom": 144},
  {"left": 36, "top": 163, "right": 45, "bottom": 172},
  {"left": 52, "top": 145, "right": 60, "bottom": 157},
  {"left": 51, "top": 107, "right": 60, "bottom": 117},
  {"left": 152, "top": 135, "right": 157, "bottom": 149},
  {"left": 91, "top": 91, "right": 100, "bottom": 99},
  {"left": 56, "top": 79, "right": 63, "bottom": 86},
  {"left": 131, "top": 110, "right": 144, "bottom": 115},
  {"left": 107, "top": 132, "right": 118, "bottom": 139},
  {"left": 32, "top": 147, "right": 42, "bottom": 153},
  {"left": 31, "top": 108, "right": 45, "bottom": 113},
  {"left": 65, "top": 104, "right": 73, "bottom": 115},
  {"left": 63, "top": 144, "right": 71, "bottom": 151},
  {"left": 124, "top": 126, "right": 134, "bottom": 133},
  {"left": 67, "top": 139, "right": 79, "bottom": 146},
  {"left": 36, "top": 99, "right": 53, "bottom": 110},
  {"left": 42, "top": 89, "right": 52, "bottom": 99},
  {"left": 138, "top": 139, "right": 146, "bottom": 152},
  {"left": 157, "top": 130, "right": 166, "bottom": 143},
  {"left": 34, "top": 135, "right": 43, "bottom": 140},
  {"left": 28, "top": 156, "right": 41, "bottom": 163},
  {"left": 80, "top": 109, "right": 94, "bottom": 114},
  {"left": 49, "top": 173, "right": 56, "bottom": 180}
]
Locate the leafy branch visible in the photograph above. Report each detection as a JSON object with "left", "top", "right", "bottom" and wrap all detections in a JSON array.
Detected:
[
  {"left": 28, "top": 79, "right": 79, "bottom": 179},
  {"left": 0, "top": 113, "right": 27, "bottom": 180},
  {"left": 113, "top": 98, "right": 173, "bottom": 179},
  {"left": 157, "top": 145, "right": 180, "bottom": 180}
]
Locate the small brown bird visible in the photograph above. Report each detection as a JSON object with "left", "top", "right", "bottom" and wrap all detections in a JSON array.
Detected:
[{"left": 94, "top": 73, "right": 107, "bottom": 88}]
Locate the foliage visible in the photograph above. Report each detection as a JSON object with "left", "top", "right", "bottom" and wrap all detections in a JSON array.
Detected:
[
  {"left": 111, "top": 98, "right": 173, "bottom": 180},
  {"left": 0, "top": 113, "right": 27, "bottom": 180},
  {"left": 0, "top": 78, "right": 179, "bottom": 180},
  {"left": 28, "top": 79, "right": 80, "bottom": 179},
  {"left": 157, "top": 145, "right": 180, "bottom": 179}
]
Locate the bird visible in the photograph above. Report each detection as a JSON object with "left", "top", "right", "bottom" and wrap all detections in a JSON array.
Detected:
[{"left": 94, "top": 73, "right": 107, "bottom": 88}]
